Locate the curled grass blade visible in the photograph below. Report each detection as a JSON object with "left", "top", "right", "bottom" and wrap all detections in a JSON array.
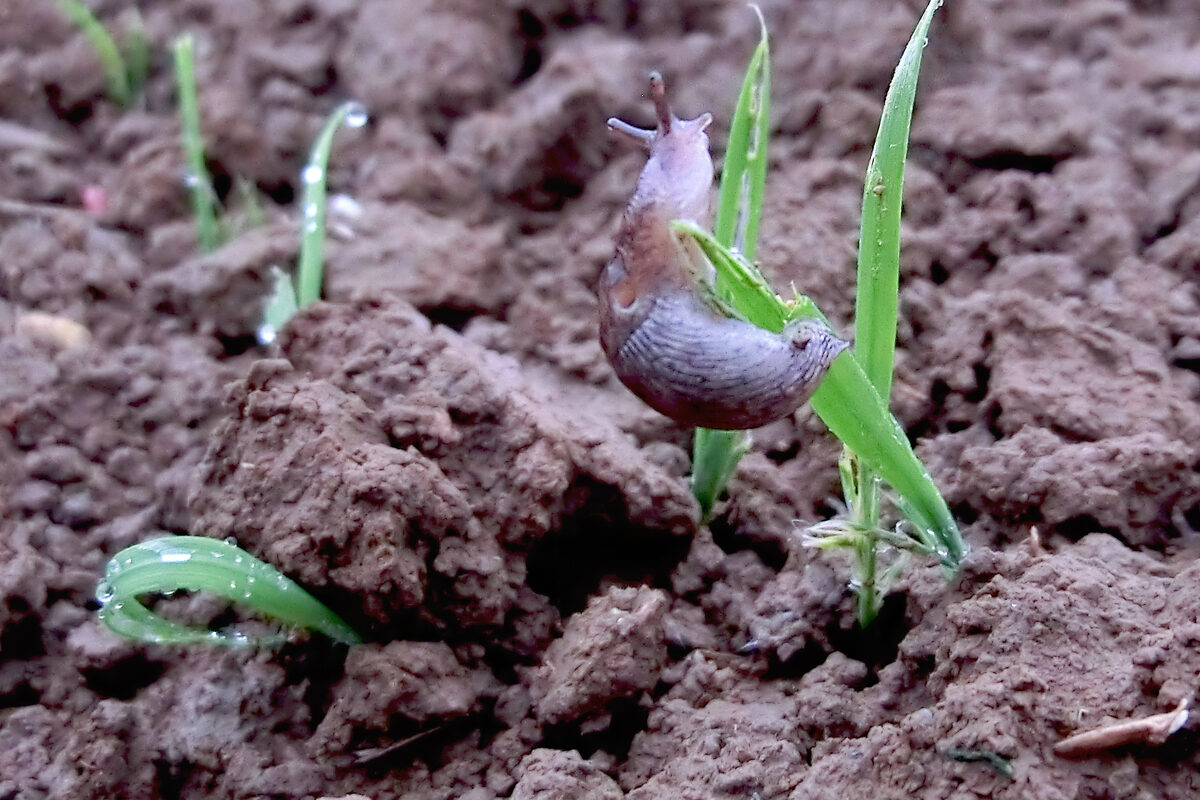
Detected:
[
  {"left": 172, "top": 34, "right": 222, "bottom": 252},
  {"left": 96, "top": 536, "right": 361, "bottom": 647}
]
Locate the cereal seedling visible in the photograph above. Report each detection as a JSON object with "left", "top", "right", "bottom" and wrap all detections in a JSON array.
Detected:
[
  {"left": 95, "top": 536, "right": 360, "bottom": 647},
  {"left": 678, "top": 0, "right": 964, "bottom": 624},
  {"left": 52, "top": 0, "right": 148, "bottom": 107},
  {"left": 258, "top": 100, "right": 367, "bottom": 343},
  {"left": 689, "top": 6, "right": 771, "bottom": 518},
  {"left": 172, "top": 34, "right": 222, "bottom": 252}
]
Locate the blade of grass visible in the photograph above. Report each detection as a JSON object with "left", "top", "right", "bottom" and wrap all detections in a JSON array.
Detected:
[
  {"left": 691, "top": 7, "right": 770, "bottom": 519},
  {"left": 692, "top": 428, "right": 750, "bottom": 518},
  {"left": 95, "top": 536, "right": 361, "bottom": 647},
  {"left": 172, "top": 34, "right": 222, "bottom": 252},
  {"left": 844, "top": 0, "right": 945, "bottom": 623},
  {"left": 258, "top": 266, "right": 299, "bottom": 345},
  {"left": 119, "top": 8, "right": 150, "bottom": 100},
  {"left": 713, "top": 4, "right": 771, "bottom": 264},
  {"left": 856, "top": 0, "right": 940, "bottom": 398},
  {"left": 52, "top": 0, "right": 133, "bottom": 106},
  {"left": 295, "top": 101, "right": 367, "bottom": 308}
]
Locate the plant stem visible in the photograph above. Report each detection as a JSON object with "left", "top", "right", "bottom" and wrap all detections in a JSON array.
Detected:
[
  {"left": 844, "top": 0, "right": 945, "bottom": 625},
  {"left": 53, "top": 0, "right": 133, "bottom": 106},
  {"left": 172, "top": 34, "right": 222, "bottom": 252},
  {"left": 691, "top": 8, "right": 770, "bottom": 518},
  {"left": 295, "top": 101, "right": 366, "bottom": 308}
]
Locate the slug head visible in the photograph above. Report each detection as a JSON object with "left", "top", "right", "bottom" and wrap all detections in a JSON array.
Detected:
[
  {"left": 784, "top": 317, "right": 851, "bottom": 377},
  {"left": 607, "top": 73, "right": 714, "bottom": 223}
]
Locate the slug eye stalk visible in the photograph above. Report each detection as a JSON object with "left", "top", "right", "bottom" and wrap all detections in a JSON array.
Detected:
[{"left": 95, "top": 536, "right": 360, "bottom": 647}]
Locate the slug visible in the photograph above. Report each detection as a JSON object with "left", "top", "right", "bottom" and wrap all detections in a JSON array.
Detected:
[{"left": 598, "top": 74, "right": 848, "bottom": 430}]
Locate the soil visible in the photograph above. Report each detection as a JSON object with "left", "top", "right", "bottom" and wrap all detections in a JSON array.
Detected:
[{"left": 3, "top": 0, "right": 1200, "bottom": 798}]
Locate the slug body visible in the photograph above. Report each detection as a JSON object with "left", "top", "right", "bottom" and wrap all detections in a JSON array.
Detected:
[{"left": 599, "top": 75, "right": 848, "bottom": 430}]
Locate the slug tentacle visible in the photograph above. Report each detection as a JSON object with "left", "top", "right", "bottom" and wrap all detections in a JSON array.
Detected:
[{"left": 599, "top": 75, "right": 847, "bottom": 430}]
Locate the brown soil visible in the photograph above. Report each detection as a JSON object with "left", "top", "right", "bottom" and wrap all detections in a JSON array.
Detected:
[{"left": 3, "top": 1, "right": 1200, "bottom": 798}]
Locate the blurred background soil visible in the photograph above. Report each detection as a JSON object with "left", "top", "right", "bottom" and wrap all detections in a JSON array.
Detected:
[{"left": 2, "top": 1, "right": 1200, "bottom": 798}]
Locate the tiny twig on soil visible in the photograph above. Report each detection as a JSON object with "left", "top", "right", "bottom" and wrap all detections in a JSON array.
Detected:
[
  {"left": 1054, "top": 698, "right": 1190, "bottom": 758},
  {"left": 0, "top": 197, "right": 92, "bottom": 221},
  {"left": 942, "top": 747, "right": 1014, "bottom": 780}
]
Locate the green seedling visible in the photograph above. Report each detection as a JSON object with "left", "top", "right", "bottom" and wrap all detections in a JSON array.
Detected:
[
  {"left": 258, "top": 100, "right": 367, "bottom": 343},
  {"left": 52, "top": 0, "right": 148, "bottom": 107},
  {"left": 690, "top": 5, "right": 771, "bottom": 519},
  {"left": 681, "top": 0, "right": 963, "bottom": 624},
  {"left": 95, "top": 536, "right": 360, "bottom": 647},
  {"left": 172, "top": 34, "right": 223, "bottom": 252},
  {"left": 814, "top": 0, "right": 952, "bottom": 625}
]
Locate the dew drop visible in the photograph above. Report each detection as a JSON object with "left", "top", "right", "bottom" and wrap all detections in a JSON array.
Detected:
[
  {"left": 160, "top": 551, "right": 191, "bottom": 564},
  {"left": 344, "top": 102, "right": 368, "bottom": 128},
  {"left": 95, "top": 581, "right": 115, "bottom": 604},
  {"left": 328, "top": 193, "right": 362, "bottom": 219},
  {"left": 302, "top": 164, "right": 324, "bottom": 185}
]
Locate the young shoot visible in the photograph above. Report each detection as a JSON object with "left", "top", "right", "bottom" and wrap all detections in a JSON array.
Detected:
[
  {"left": 813, "top": 0, "right": 952, "bottom": 624},
  {"left": 690, "top": 6, "right": 771, "bottom": 520},
  {"left": 677, "top": 0, "right": 964, "bottom": 624},
  {"left": 52, "top": 0, "right": 148, "bottom": 108},
  {"left": 257, "top": 100, "right": 368, "bottom": 344},
  {"left": 172, "top": 34, "right": 222, "bottom": 252},
  {"left": 95, "top": 536, "right": 360, "bottom": 647}
]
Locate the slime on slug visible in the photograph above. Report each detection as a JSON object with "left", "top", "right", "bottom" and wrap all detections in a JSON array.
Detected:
[{"left": 598, "top": 74, "right": 847, "bottom": 430}]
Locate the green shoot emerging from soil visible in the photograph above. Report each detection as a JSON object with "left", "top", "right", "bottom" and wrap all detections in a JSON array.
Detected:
[
  {"left": 52, "top": 0, "right": 148, "bottom": 107},
  {"left": 680, "top": 0, "right": 963, "bottom": 625},
  {"left": 172, "top": 34, "right": 222, "bottom": 252},
  {"left": 95, "top": 536, "right": 360, "bottom": 647},
  {"left": 259, "top": 100, "right": 368, "bottom": 343},
  {"left": 690, "top": 6, "right": 771, "bottom": 518}
]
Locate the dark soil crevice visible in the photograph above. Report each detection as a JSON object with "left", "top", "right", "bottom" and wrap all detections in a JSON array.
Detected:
[
  {"left": 526, "top": 479, "right": 691, "bottom": 616},
  {"left": 82, "top": 655, "right": 167, "bottom": 700}
]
